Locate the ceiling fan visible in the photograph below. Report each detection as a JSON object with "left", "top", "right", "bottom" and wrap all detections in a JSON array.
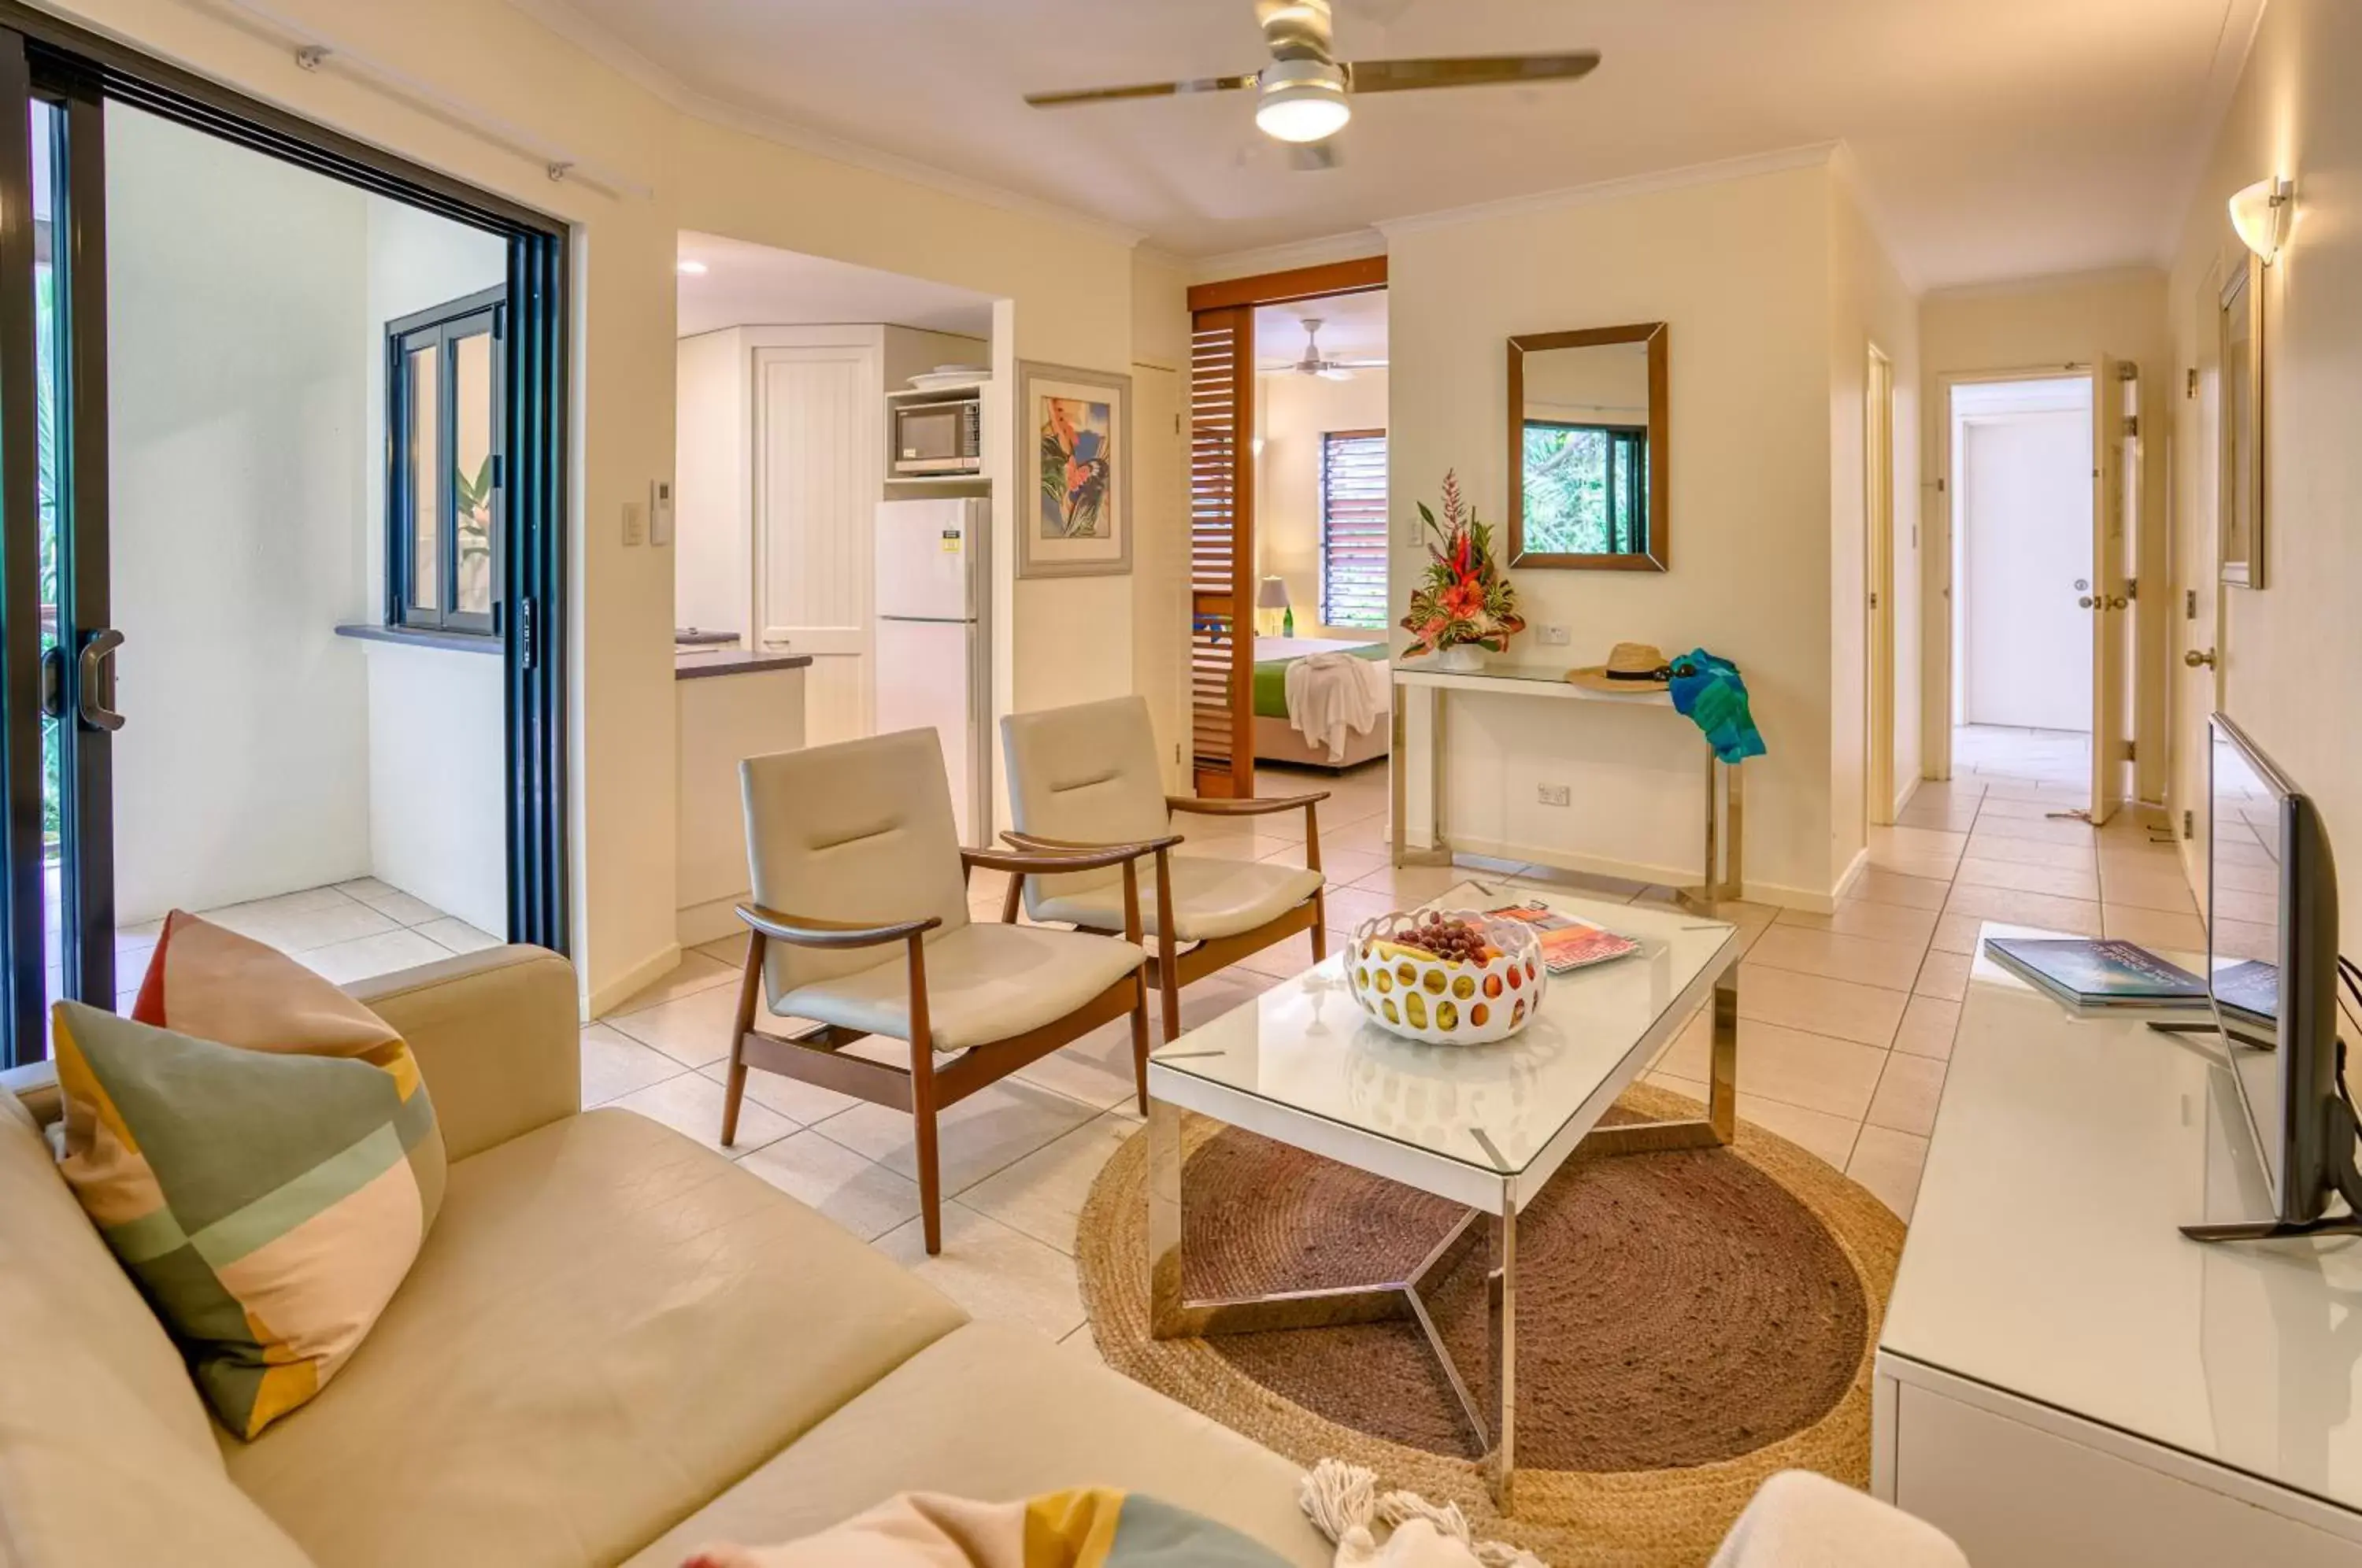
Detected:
[
  {"left": 1264, "top": 319, "right": 1386, "bottom": 380},
  {"left": 1024, "top": 0, "right": 1598, "bottom": 166}
]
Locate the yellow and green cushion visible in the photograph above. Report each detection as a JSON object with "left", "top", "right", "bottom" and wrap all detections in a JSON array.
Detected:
[{"left": 50, "top": 913, "right": 444, "bottom": 1438}]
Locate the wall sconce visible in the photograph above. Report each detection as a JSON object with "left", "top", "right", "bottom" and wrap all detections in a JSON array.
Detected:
[{"left": 2229, "top": 176, "right": 2294, "bottom": 264}]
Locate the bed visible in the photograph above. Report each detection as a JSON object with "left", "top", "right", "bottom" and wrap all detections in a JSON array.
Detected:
[{"left": 1250, "top": 636, "right": 1391, "bottom": 769}]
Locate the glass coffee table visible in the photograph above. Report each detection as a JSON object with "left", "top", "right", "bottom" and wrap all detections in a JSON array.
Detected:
[{"left": 1144, "top": 882, "right": 1740, "bottom": 1511}]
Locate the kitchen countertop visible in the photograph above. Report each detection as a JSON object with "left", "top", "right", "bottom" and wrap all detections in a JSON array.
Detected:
[{"left": 675, "top": 648, "right": 814, "bottom": 681}]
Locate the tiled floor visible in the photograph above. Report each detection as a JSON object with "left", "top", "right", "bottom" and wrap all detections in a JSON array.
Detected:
[
  {"left": 1953, "top": 722, "right": 2089, "bottom": 784},
  {"left": 93, "top": 878, "right": 502, "bottom": 1006},
  {"left": 579, "top": 749, "right": 2197, "bottom": 1342}
]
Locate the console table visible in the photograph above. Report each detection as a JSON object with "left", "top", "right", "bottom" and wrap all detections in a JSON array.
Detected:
[
  {"left": 1875, "top": 924, "right": 2362, "bottom": 1565},
  {"left": 1390, "top": 663, "right": 1743, "bottom": 908}
]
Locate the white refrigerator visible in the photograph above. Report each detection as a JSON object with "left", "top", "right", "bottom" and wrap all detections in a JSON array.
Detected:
[{"left": 874, "top": 497, "right": 991, "bottom": 844}]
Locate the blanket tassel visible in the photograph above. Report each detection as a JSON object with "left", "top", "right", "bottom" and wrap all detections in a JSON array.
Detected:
[{"left": 1298, "top": 1459, "right": 1547, "bottom": 1568}]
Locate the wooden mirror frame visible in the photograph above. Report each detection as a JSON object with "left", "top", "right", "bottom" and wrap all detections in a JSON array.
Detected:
[
  {"left": 1507, "top": 323, "right": 1670, "bottom": 571},
  {"left": 2217, "top": 256, "right": 2264, "bottom": 588}
]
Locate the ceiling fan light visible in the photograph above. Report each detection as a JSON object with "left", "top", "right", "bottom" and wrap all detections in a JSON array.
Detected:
[{"left": 1256, "top": 60, "right": 1349, "bottom": 142}]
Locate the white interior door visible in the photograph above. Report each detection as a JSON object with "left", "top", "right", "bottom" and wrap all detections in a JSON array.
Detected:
[
  {"left": 1960, "top": 411, "right": 2093, "bottom": 732},
  {"left": 754, "top": 343, "right": 881, "bottom": 748},
  {"left": 2090, "top": 355, "right": 2129, "bottom": 823}
]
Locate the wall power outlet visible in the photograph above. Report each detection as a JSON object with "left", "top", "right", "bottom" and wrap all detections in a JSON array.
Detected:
[
  {"left": 1537, "top": 783, "right": 1572, "bottom": 808},
  {"left": 1537, "top": 625, "right": 1571, "bottom": 646}
]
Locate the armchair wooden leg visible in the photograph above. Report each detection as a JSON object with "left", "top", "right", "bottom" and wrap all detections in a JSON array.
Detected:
[
  {"left": 720, "top": 934, "right": 765, "bottom": 1148},
  {"left": 1129, "top": 974, "right": 1152, "bottom": 1116},
  {"left": 905, "top": 935, "right": 944, "bottom": 1256},
  {"left": 913, "top": 1048, "right": 943, "bottom": 1256},
  {"left": 1310, "top": 888, "right": 1329, "bottom": 962}
]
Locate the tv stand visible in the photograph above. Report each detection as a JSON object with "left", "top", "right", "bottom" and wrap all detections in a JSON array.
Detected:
[
  {"left": 2182, "top": 1095, "right": 2362, "bottom": 1244},
  {"left": 1875, "top": 925, "right": 2362, "bottom": 1566},
  {"left": 2179, "top": 1211, "right": 2362, "bottom": 1243}
]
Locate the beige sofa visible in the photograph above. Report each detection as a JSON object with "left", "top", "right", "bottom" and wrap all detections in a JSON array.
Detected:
[{"left": 0, "top": 945, "right": 1329, "bottom": 1568}]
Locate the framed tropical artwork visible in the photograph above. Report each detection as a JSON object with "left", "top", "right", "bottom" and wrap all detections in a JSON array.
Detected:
[{"left": 1016, "top": 360, "right": 1132, "bottom": 579}]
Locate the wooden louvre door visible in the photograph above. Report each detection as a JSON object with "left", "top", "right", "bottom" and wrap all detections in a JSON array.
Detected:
[{"left": 1189, "top": 305, "right": 1255, "bottom": 797}]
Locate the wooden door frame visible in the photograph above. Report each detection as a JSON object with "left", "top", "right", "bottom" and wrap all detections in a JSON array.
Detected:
[
  {"left": 1185, "top": 257, "right": 1386, "bottom": 797},
  {"left": 1864, "top": 345, "right": 1896, "bottom": 828},
  {"left": 1923, "top": 363, "right": 2095, "bottom": 785}
]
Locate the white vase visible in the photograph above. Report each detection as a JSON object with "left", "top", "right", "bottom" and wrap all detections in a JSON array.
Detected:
[{"left": 1435, "top": 645, "right": 1484, "bottom": 672}]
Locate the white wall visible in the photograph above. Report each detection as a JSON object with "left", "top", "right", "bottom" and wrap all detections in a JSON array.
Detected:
[
  {"left": 1255, "top": 368, "right": 1389, "bottom": 635},
  {"left": 673, "top": 329, "right": 749, "bottom": 638},
  {"left": 1830, "top": 166, "right": 1924, "bottom": 857},
  {"left": 1385, "top": 160, "right": 1845, "bottom": 906},
  {"left": 1131, "top": 249, "right": 1190, "bottom": 790},
  {"left": 361, "top": 640, "right": 506, "bottom": 934},
  {"left": 2166, "top": 0, "right": 2362, "bottom": 937},
  {"left": 106, "top": 103, "right": 373, "bottom": 923}
]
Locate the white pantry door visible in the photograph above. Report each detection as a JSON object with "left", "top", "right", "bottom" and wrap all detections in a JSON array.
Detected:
[{"left": 753, "top": 343, "right": 881, "bottom": 747}]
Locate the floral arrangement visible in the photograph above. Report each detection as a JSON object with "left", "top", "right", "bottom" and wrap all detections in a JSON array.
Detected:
[{"left": 1401, "top": 470, "right": 1525, "bottom": 658}]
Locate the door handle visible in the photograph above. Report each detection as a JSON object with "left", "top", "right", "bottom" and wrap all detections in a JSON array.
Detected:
[
  {"left": 76, "top": 628, "right": 124, "bottom": 732},
  {"left": 2184, "top": 648, "right": 2217, "bottom": 670}
]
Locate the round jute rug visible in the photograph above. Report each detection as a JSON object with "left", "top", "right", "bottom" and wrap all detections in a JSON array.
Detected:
[{"left": 1075, "top": 1082, "right": 1903, "bottom": 1567}]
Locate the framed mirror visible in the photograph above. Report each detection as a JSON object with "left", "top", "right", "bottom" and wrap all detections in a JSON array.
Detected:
[
  {"left": 2219, "top": 256, "right": 2263, "bottom": 587},
  {"left": 1507, "top": 323, "right": 1669, "bottom": 571}
]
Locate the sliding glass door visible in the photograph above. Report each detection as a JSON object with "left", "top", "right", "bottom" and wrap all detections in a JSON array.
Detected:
[{"left": 0, "top": 14, "right": 571, "bottom": 1069}]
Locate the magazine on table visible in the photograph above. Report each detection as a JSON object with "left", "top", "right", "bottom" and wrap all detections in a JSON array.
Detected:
[
  {"left": 1980, "top": 936, "right": 2209, "bottom": 1011},
  {"left": 1486, "top": 901, "right": 1639, "bottom": 974}
]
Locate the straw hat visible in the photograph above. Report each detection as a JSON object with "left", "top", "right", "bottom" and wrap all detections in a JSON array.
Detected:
[{"left": 1565, "top": 641, "right": 1674, "bottom": 693}]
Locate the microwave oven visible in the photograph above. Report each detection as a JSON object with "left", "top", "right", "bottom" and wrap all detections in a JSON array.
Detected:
[{"left": 892, "top": 397, "right": 983, "bottom": 475}]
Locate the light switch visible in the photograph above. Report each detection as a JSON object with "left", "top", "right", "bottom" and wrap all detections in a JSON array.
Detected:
[
  {"left": 622, "top": 500, "right": 646, "bottom": 546},
  {"left": 650, "top": 480, "right": 675, "bottom": 546}
]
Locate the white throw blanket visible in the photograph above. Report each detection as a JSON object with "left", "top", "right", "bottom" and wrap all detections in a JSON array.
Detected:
[{"left": 1284, "top": 651, "right": 1390, "bottom": 764}]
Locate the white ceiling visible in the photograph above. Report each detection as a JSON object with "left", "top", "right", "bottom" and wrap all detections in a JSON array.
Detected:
[
  {"left": 675, "top": 231, "right": 996, "bottom": 338},
  {"left": 542, "top": 0, "right": 2256, "bottom": 289},
  {"left": 1255, "top": 290, "right": 1387, "bottom": 368}
]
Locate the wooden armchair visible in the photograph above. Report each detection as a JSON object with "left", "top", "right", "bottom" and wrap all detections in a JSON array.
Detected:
[
  {"left": 999, "top": 697, "right": 1328, "bottom": 1046},
  {"left": 724, "top": 728, "right": 1161, "bottom": 1255}
]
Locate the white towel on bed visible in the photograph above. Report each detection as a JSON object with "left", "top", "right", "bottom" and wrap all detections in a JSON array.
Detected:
[{"left": 1285, "top": 651, "right": 1390, "bottom": 764}]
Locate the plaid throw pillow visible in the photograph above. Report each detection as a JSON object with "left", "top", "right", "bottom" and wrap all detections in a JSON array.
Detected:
[{"left": 50, "top": 913, "right": 445, "bottom": 1438}]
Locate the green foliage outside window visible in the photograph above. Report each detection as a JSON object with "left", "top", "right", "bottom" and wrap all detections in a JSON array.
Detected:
[{"left": 1521, "top": 421, "right": 1647, "bottom": 557}]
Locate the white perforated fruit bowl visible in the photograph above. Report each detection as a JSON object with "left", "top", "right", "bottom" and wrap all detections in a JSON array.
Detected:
[{"left": 1344, "top": 905, "right": 1547, "bottom": 1045}]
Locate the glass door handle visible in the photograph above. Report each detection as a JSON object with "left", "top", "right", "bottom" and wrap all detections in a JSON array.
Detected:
[
  {"left": 75, "top": 629, "right": 123, "bottom": 732},
  {"left": 38, "top": 645, "right": 65, "bottom": 720}
]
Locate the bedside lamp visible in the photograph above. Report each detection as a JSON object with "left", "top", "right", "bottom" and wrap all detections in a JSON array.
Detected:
[{"left": 1255, "top": 575, "right": 1293, "bottom": 638}]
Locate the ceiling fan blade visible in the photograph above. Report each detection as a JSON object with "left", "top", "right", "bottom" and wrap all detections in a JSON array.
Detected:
[
  {"left": 1333, "top": 357, "right": 1388, "bottom": 368},
  {"left": 1288, "top": 139, "right": 1343, "bottom": 172},
  {"left": 1024, "top": 75, "right": 1257, "bottom": 108},
  {"left": 1344, "top": 53, "right": 1600, "bottom": 93}
]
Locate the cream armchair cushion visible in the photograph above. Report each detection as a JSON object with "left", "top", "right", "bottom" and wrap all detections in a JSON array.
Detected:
[
  {"left": 1029, "top": 856, "right": 1322, "bottom": 944},
  {"left": 774, "top": 923, "right": 1144, "bottom": 1052},
  {"left": 1003, "top": 696, "right": 1321, "bottom": 941},
  {"left": 742, "top": 729, "right": 974, "bottom": 1008},
  {"left": 1001, "top": 697, "right": 1174, "bottom": 908}
]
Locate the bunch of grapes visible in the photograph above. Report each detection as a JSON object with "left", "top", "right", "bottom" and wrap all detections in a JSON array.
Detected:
[{"left": 1392, "top": 915, "right": 1485, "bottom": 962}]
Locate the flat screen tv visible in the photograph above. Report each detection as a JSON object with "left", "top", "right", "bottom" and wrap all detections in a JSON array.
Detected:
[{"left": 2183, "top": 713, "right": 2362, "bottom": 1241}]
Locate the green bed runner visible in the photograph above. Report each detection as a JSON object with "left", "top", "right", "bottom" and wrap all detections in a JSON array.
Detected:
[{"left": 1252, "top": 642, "right": 1388, "bottom": 719}]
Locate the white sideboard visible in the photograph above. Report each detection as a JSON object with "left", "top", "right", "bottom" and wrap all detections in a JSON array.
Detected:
[{"left": 1875, "top": 926, "right": 2362, "bottom": 1564}]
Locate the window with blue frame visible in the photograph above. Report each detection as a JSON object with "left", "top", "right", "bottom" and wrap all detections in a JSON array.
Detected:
[{"left": 387, "top": 286, "right": 505, "bottom": 635}]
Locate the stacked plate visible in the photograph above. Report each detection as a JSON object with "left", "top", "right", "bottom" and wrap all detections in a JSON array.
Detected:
[{"left": 908, "top": 364, "right": 989, "bottom": 393}]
